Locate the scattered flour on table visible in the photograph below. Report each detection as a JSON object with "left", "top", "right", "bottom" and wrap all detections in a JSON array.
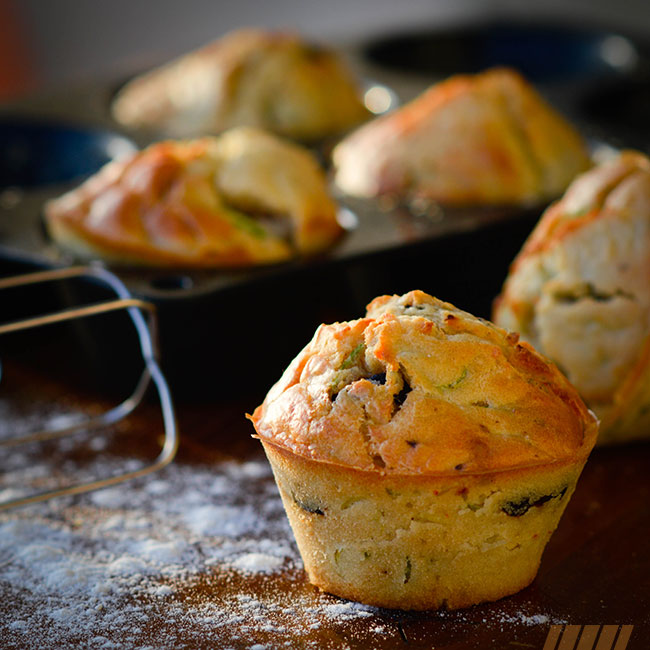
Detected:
[
  {"left": 0, "top": 436, "right": 566, "bottom": 649},
  {"left": 230, "top": 553, "right": 284, "bottom": 574},
  {"left": 0, "top": 450, "right": 388, "bottom": 649},
  {"left": 497, "top": 613, "right": 558, "bottom": 625}
]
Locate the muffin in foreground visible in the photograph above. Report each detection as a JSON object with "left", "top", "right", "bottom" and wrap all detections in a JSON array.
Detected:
[
  {"left": 494, "top": 151, "right": 650, "bottom": 445},
  {"left": 44, "top": 127, "right": 341, "bottom": 268},
  {"left": 111, "top": 28, "right": 370, "bottom": 141},
  {"left": 332, "top": 67, "right": 590, "bottom": 206},
  {"left": 250, "top": 291, "right": 598, "bottom": 610}
]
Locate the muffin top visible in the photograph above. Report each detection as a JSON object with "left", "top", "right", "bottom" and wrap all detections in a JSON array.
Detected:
[
  {"left": 332, "top": 67, "right": 590, "bottom": 206},
  {"left": 493, "top": 151, "right": 650, "bottom": 442},
  {"left": 111, "top": 28, "right": 370, "bottom": 141},
  {"left": 44, "top": 126, "right": 341, "bottom": 267},
  {"left": 251, "top": 291, "right": 597, "bottom": 475}
]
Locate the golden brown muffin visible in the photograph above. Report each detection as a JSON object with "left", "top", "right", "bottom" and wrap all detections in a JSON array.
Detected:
[
  {"left": 111, "top": 28, "right": 370, "bottom": 141},
  {"left": 494, "top": 151, "right": 650, "bottom": 445},
  {"left": 250, "top": 290, "right": 597, "bottom": 610},
  {"left": 44, "top": 127, "right": 342, "bottom": 268},
  {"left": 333, "top": 67, "right": 590, "bottom": 206}
]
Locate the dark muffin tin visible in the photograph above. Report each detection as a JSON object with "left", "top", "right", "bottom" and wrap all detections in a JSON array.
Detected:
[
  {"left": 361, "top": 20, "right": 642, "bottom": 83},
  {"left": 0, "top": 67, "right": 542, "bottom": 305},
  {"left": 0, "top": 18, "right": 647, "bottom": 395},
  {"left": 357, "top": 18, "right": 650, "bottom": 140},
  {"left": 0, "top": 119, "right": 136, "bottom": 189}
]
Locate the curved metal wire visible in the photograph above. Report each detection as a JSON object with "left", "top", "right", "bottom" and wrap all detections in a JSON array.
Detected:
[{"left": 0, "top": 264, "right": 178, "bottom": 511}]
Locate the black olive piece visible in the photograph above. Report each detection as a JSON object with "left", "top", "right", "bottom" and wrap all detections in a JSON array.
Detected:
[
  {"left": 404, "top": 557, "right": 412, "bottom": 584},
  {"left": 393, "top": 378, "right": 412, "bottom": 409},
  {"left": 369, "top": 373, "right": 387, "bottom": 384},
  {"left": 501, "top": 486, "right": 568, "bottom": 517},
  {"left": 502, "top": 498, "right": 532, "bottom": 517},
  {"left": 292, "top": 493, "right": 325, "bottom": 516}
]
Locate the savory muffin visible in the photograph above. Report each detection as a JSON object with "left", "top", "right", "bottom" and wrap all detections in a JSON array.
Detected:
[
  {"left": 333, "top": 67, "right": 590, "bottom": 206},
  {"left": 111, "top": 28, "right": 370, "bottom": 141},
  {"left": 494, "top": 151, "right": 650, "bottom": 445},
  {"left": 44, "top": 127, "right": 341, "bottom": 267},
  {"left": 250, "top": 290, "right": 597, "bottom": 610}
]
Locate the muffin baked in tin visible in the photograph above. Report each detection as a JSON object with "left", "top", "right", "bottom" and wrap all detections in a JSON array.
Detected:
[
  {"left": 333, "top": 67, "right": 590, "bottom": 206},
  {"left": 111, "top": 28, "right": 371, "bottom": 142},
  {"left": 44, "top": 126, "right": 342, "bottom": 267},
  {"left": 251, "top": 290, "right": 598, "bottom": 610},
  {"left": 494, "top": 151, "right": 650, "bottom": 445}
]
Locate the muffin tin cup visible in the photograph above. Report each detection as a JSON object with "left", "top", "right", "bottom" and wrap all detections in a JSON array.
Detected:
[
  {"left": 0, "top": 97, "right": 545, "bottom": 398},
  {"left": 0, "top": 20, "right": 646, "bottom": 396}
]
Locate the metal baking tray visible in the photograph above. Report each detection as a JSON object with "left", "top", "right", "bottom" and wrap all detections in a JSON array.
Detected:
[
  {"left": 0, "top": 143, "right": 540, "bottom": 302},
  {"left": 0, "top": 110, "right": 542, "bottom": 305},
  {"left": 3, "top": 18, "right": 646, "bottom": 301},
  {"left": 0, "top": 20, "right": 640, "bottom": 395},
  {"left": 0, "top": 114, "right": 543, "bottom": 397}
]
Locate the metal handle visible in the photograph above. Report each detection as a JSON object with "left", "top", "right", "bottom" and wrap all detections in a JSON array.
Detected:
[{"left": 0, "top": 264, "right": 178, "bottom": 511}]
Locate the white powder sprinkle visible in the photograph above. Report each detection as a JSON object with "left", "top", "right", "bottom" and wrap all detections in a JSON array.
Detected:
[
  {"left": 1, "top": 432, "right": 566, "bottom": 649},
  {"left": 230, "top": 552, "right": 284, "bottom": 573},
  {"left": 496, "top": 612, "right": 566, "bottom": 625},
  {"left": 320, "top": 602, "right": 375, "bottom": 620}
]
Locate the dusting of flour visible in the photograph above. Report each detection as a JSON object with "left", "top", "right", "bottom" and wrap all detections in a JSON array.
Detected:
[
  {"left": 0, "top": 442, "right": 386, "bottom": 649},
  {"left": 0, "top": 414, "right": 565, "bottom": 649}
]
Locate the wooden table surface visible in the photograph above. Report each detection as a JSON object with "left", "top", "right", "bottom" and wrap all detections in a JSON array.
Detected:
[
  {"left": 1, "top": 17, "right": 649, "bottom": 647},
  {"left": 0, "top": 344, "right": 649, "bottom": 650}
]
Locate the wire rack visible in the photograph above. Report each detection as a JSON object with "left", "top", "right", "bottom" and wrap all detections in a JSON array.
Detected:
[{"left": 0, "top": 265, "right": 178, "bottom": 511}]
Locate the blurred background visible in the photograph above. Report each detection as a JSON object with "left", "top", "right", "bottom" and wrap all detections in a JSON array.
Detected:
[
  {"left": 1, "top": 0, "right": 649, "bottom": 397},
  {"left": 3, "top": 0, "right": 650, "bottom": 99}
]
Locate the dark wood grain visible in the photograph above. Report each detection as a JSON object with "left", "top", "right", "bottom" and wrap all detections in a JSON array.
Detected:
[{"left": 0, "top": 354, "right": 649, "bottom": 650}]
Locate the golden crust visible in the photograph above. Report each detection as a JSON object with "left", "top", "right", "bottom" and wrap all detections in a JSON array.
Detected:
[
  {"left": 262, "top": 438, "right": 585, "bottom": 610},
  {"left": 44, "top": 127, "right": 341, "bottom": 267},
  {"left": 111, "top": 28, "right": 369, "bottom": 141},
  {"left": 252, "top": 290, "right": 597, "bottom": 474},
  {"left": 251, "top": 293, "right": 596, "bottom": 609},
  {"left": 494, "top": 151, "right": 650, "bottom": 444},
  {"left": 332, "top": 67, "right": 590, "bottom": 205}
]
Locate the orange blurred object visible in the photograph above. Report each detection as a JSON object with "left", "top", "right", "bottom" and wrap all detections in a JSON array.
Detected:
[{"left": 0, "top": 0, "right": 35, "bottom": 100}]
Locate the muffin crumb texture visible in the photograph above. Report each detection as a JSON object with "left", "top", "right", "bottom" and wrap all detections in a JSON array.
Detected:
[
  {"left": 332, "top": 67, "right": 590, "bottom": 206},
  {"left": 494, "top": 151, "right": 650, "bottom": 444},
  {"left": 254, "top": 290, "right": 594, "bottom": 475},
  {"left": 252, "top": 291, "right": 597, "bottom": 610}
]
